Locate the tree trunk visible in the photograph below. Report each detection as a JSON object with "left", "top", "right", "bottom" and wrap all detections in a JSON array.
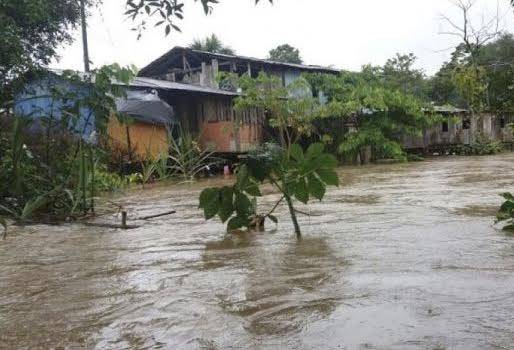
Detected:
[{"left": 285, "top": 194, "right": 301, "bottom": 239}]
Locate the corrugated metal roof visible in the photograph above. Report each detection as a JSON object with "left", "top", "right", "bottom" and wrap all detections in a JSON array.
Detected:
[
  {"left": 138, "top": 47, "right": 340, "bottom": 77},
  {"left": 129, "top": 77, "right": 240, "bottom": 96},
  {"left": 46, "top": 69, "right": 240, "bottom": 96}
]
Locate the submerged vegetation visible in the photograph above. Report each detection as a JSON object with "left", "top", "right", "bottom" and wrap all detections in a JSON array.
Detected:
[
  {"left": 497, "top": 193, "right": 514, "bottom": 232},
  {"left": 309, "top": 67, "right": 435, "bottom": 162},
  {"left": 452, "top": 132, "right": 504, "bottom": 156},
  {"left": 199, "top": 143, "right": 339, "bottom": 238},
  {"left": 168, "top": 126, "right": 219, "bottom": 182}
]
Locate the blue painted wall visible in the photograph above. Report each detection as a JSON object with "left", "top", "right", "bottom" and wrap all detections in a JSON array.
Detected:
[{"left": 14, "top": 74, "right": 96, "bottom": 141}]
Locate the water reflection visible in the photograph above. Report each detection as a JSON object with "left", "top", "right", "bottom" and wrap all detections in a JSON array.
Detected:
[{"left": 203, "top": 236, "right": 346, "bottom": 336}]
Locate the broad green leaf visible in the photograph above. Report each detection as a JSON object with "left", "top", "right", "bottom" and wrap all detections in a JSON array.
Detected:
[
  {"left": 235, "top": 192, "right": 252, "bottom": 216},
  {"left": 243, "top": 179, "right": 262, "bottom": 197},
  {"left": 246, "top": 156, "right": 270, "bottom": 182},
  {"left": 199, "top": 187, "right": 221, "bottom": 220},
  {"left": 316, "top": 168, "right": 339, "bottom": 186},
  {"left": 236, "top": 165, "right": 249, "bottom": 188},
  {"left": 306, "top": 143, "right": 325, "bottom": 160},
  {"left": 316, "top": 153, "right": 338, "bottom": 169},
  {"left": 227, "top": 216, "right": 249, "bottom": 231},
  {"left": 218, "top": 187, "right": 234, "bottom": 223},
  {"left": 308, "top": 174, "right": 326, "bottom": 200},
  {"left": 500, "top": 200, "right": 514, "bottom": 214},
  {"left": 289, "top": 144, "right": 304, "bottom": 161},
  {"left": 501, "top": 193, "right": 514, "bottom": 201},
  {"left": 294, "top": 179, "right": 309, "bottom": 204}
]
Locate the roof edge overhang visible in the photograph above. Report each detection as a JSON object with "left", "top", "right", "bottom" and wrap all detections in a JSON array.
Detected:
[{"left": 138, "top": 46, "right": 340, "bottom": 77}]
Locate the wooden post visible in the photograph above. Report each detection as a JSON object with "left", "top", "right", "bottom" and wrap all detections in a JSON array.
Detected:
[
  {"left": 89, "top": 146, "right": 95, "bottom": 215},
  {"left": 126, "top": 126, "right": 133, "bottom": 163},
  {"left": 166, "top": 72, "right": 176, "bottom": 82},
  {"left": 247, "top": 62, "right": 252, "bottom": 76},
  {"left": 211, "top": 59, "right": 219, "bottom": 88},
  {"left": 200, "top": 62, "right": 207, "bottom": 86},
  {"left": 121, "top": 211, "right": 128, "bottom": 229}
]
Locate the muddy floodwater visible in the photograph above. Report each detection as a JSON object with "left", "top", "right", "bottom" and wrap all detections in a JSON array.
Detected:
[{"left": 2, "top": 154, "right": 514, "bottom": 349}]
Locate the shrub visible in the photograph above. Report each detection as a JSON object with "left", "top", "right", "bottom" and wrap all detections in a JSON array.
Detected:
[
  {"left": 497, "top": 193, "right": 514, "bottom": 231},
  {"left": 199, "top": 143, "right": 340, "bottom": 238}
]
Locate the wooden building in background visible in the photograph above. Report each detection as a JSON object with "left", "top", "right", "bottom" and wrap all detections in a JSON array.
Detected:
[
  {"left": 402, "top": 106, "right": 512, "bottom": 152},
  {"left": 136, "top": 47, "right": 340, "bottom": 153}
]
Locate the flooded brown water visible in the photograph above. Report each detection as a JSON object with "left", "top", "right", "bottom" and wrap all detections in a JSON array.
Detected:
[{"left": 1, "top": 153, "right": 514, "bottom": 349}]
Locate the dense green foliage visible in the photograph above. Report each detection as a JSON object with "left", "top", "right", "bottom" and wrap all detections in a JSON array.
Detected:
[
  {"left": 454, "top": 132, "right": 503, "bottom": 156},
  {"left": 429, "top": 34, "right": 514, "bottom": 115},
  {"left": 189, "top": 34, "right": 234, "bottom": 54},
  {"left": 381, "top": 53, "right": 428, "bottom": 99},
  {"left": 199, "top": 143, "right": 339, "bottom": 238},
  {"left": 231, "top": 54, "right": 434, "bottom": 163},
  {"left": 167, "top": 125, "right": 219, "bottom": 181},
  {"left": 234, "top": 72, "right": 319, "bottom": 148},
  {"left": 0, "top": 65, "right": 135, "bottom": 226},
  {"left": 0, "top": 0, "right": 96, "bottom": 105},
  {"left": 268, "top": 44, "right": 303, "bottom": 64},
  {"left": 308, "top": 57, "right": 432, "bottom": 162}
]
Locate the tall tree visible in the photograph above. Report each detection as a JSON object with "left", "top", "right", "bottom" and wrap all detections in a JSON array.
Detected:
[
  {"left": 381, "top": 53, "right": 428, "bottom": 99},
  {"left": 428, "top": 45, "right": 467, "bottom": 106},
  {"left": 268, "top": 44, "right": 303, "bottom": 64},
  {"left": 475, "top": 33, "right": 514, "bottom": 115},
  {"left": 189, "top": 34, "right": 234, "bottom": 54},
  {"left": 309, "top": 62, "right": 431, "bottom": 163},
  {"left": 439, "top": 0, "right": 502, "bottom": 113}
]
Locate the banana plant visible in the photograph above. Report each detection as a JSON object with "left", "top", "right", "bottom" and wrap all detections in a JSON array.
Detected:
[{"left": 199, "top": 143, "right": 339, "bottom": 239}]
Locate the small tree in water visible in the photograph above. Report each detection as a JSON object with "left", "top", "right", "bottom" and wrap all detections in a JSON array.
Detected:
[
  {"left": 199, "top": 143, "right": 339, "bottom": 239},
  {"left": 497, "top": 193, "right": 514, "bottom": 232}
]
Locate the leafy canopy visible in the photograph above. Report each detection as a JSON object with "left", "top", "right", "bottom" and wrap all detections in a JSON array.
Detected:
[
  {"left": 431, "top": 34, "right": 514, "bottom": 115},
  {"left": 234, "top": 72, "right": 320, "bottom": 148},
  {"left": 190, "top": 34, "right": 234, "bottom": 54},
  {"left": 307, "top": 56, "right": 432, "bottom": 161},
  {"left": 0, "top": 0, "right": 97, "bottom": 104},
  {"left": 268, "top": 44, "right": 303, "bottom": 64}
]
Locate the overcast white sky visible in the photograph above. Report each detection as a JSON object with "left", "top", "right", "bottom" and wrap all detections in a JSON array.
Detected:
[{"left": 51, "top": 0, "right": 514, "bottom": 76}]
